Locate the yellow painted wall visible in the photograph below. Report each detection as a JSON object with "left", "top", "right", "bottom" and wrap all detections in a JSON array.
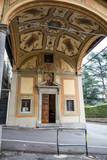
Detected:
[
  {"left": 63, "top": 79, "right": 75, "bottom": 95},
  {"left": 7, "top": 54, "right": 83, "bottom": 126},
  {"left": 20, "top": 77, "right": 34, "bottom": 94}
]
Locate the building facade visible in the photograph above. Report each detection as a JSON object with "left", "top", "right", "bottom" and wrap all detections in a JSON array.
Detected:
[{"left": 0, "top": 0, "right": 106, "bottom": 127}]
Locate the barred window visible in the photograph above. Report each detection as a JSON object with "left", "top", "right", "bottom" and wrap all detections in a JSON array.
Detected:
[
  {"left": 21, "top": 99, "right": 31, "bottom": 112},
  {"left": 66, "top": 100, "right": 74, "bottom": 111}
]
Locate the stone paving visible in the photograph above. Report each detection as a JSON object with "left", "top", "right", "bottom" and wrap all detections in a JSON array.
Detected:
[{"left": 0, "top": 152, "right": 107, "bottom": 160}]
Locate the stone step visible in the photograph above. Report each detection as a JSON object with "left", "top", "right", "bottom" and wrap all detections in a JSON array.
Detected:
[
  {"left": 37, "top": 123, "right": 62, "bottom": 128},
  {"left": 37, "top": 123, "right": 86, "bottom": 129}
]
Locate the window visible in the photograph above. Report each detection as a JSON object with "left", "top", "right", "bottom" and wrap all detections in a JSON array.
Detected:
[
  {"left": 64, "top": 98, "right": 76, "bottom": 115},
  {"left": 44, "top": 54, "right": 53, "bottom": 63},
  {"left": 66, "top": 100, "right": 74, "bottom": 111},
  {"left": 21, "top": 99, "right": 31, "bottom": 112}
]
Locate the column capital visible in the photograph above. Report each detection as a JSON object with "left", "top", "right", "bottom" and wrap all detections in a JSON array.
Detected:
[{"left": 0, "top": 24, "right": 9, "bottom": 35}]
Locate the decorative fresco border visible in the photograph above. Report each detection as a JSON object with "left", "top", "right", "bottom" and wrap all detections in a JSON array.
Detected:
[
  {"left": 61, "top": 76, "right": 79, "bottom": 117},
  {"left": 9, "top": 0, "right": 83, "bottom": 6},
  {"left": 10, "top": 21, "right": 18, "bottom": 69},
  {"left": 85, "top": 0, "right": 107, "bottom": 16},
  {"left": 16, "top": 74, "right": 36, "bottom": 117}
]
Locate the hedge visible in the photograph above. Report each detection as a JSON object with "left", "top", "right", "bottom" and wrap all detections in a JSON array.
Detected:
[{"left": 85, "top": 103, "right": 107, "bottom": 118}]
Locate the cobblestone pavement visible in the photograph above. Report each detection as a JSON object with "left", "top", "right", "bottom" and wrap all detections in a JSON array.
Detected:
[{"left": 0, "top": 152, "right": 107, "bottom": 160}]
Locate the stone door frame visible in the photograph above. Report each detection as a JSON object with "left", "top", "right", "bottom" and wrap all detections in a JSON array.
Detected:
[{"left": 37, "top": 82, "right": 61, "bottom": 125}]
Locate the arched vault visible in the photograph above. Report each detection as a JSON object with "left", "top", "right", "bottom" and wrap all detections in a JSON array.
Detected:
[{"left": 1, "top": 0, "right": 107, "bottom": 72}]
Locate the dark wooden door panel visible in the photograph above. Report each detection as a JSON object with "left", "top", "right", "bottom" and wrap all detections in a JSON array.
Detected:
[{"left": 42, "top": 94, "right": 49, "bottom": 123}]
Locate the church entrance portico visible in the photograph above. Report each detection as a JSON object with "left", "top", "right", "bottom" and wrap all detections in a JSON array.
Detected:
[{"left": 1, "top": 0, "right": 106, "bottom": 128}]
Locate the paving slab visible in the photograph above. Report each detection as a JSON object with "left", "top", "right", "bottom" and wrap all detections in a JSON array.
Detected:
[{"left": 0, "top": 152, "right": 107, "bottom": 160}]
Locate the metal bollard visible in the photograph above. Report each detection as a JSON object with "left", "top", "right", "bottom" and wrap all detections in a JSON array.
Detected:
[
  {"left": 85, "top": 129, "right": 88, "bottom": 156},
  {"left": 57, "top": 129, "right": 59, "bottom": 155}
]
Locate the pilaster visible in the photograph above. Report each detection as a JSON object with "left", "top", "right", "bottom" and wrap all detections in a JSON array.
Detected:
[
  {"left": 6, "top": 71, "right": 18, "bottom": 126},
  {"left": 77, "top": 74, "right": 86, "bottom": 123}
]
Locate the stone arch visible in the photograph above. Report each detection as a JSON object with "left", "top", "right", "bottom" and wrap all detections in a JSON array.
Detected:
[{"left": 2, "top": 0, "right": 107, "bottom": 31}]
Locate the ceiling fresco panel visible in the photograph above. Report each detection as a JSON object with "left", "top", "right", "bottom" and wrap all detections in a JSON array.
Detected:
[
  {"left": 18, "top": 23, "right": 39, "bottom": 32},
  {"left": 68, "top": 27, "right": 87, "bottom": 40},
  {"left": 18, "top": 7, "right": 50, "bottom": 22},
  {"left": 57, "top": 35, "right": 81, "bottom": 56},
  {"left": 20, "top": 31, "right": 43, "bottom": 52},
  {"left": 60, "top": 58, "right": 74, "bottom": 73},
  {"left": 45, "top": 36, "right": 56, "bottom": 51},
  {"left": 53, "top": 8, "right": 68, "bottom": 17},
  {"left": 54, "top": 56, "right": 74, "bottom": 73},
  {"left": 44, "top": 18, "right": 65, "bottom": 33},
  {"left": 68, "top": 12, "right": 99, "bottom": 32}
]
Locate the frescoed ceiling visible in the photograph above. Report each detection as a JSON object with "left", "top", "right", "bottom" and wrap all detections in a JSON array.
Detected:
[{"left": 9, "top": 5, "right": 106, "bottom": 69}]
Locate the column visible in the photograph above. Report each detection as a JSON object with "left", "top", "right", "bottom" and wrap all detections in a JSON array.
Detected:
[
  {"left": 56, "top": 89, "right": 60, "bottom": 123},
  {"left": 37, "top": 89, "right": 42, "bottom": 125},
  {"left": 77, "top": 74, "right": 86, "bottom": 123},
  {"left": 0, "top": 24, "right": 9, "bottom": 98},
  {"left": 0, "top": 24, "right": 9, "bottom": 151}
]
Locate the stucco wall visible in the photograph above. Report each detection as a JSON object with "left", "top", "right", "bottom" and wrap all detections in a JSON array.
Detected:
[{"left": 7, "top": 55, "right": 85, "bottom": 127}]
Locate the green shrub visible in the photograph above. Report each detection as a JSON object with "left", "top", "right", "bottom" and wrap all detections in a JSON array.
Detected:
[{"left": 85, "top": 103, "right": 107, "bottom": 118}]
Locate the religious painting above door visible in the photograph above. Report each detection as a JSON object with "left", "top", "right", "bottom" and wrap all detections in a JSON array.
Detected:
[{"left": 44, "top": 72, "right": 54, "bottom": 86}]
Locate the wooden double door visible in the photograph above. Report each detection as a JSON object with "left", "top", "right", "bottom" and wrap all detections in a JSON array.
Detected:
[{"left": 42, "top": 94, "right": 56, "bottom": 123}]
